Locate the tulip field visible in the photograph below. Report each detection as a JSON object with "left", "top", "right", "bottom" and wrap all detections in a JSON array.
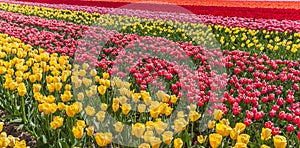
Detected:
[{"left": 0, "top": 0, "right": 299, "bottom": 147}]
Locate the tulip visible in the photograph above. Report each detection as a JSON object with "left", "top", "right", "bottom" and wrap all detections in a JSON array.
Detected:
[
  {"left": 50, "top": 116, "right": 64, "bottom": 130},
  {"left": 208, "top": 120, "right": 216, "bottom": 129},
  {"left": 273, "top": 135, "right": 287, "bottom": 148},
  {"left": 233, "top": 143, "right": 247, "bottom": 148},
  {"left": 272, "top": 127, "right": 280, "bottom": 135},
  {"left": 214, "top": 109, "right": 223, "bottom": 121},
  {"left": 84, "top": 106, "right": 95, "bottom": 116},
  {"left": 131, "top": 123, "right": 145, "bottom": 138},
  {"left": 114, "top": 122, "right": 123, "bottom": 133},
  {"left": 121, "top": 103, "right": 131, "bottom": 115},
  {"left": 237, "top": 134, "right": 250, "bottom": 144},
  {"left": 261, "top": 128, "right": 272, "bottom": 141},
  {"left": 149, "top": 137, "right": 161, "bottom": 148},
  {"left": 143, "top": 131, "right": 154, "bottom": 143},
  {"left": 174, "top": 118, "right": 188, "bottom": 133},
  {"left": 96, "top": 111, "right": 105, "bottom": 122},
  {"left": 260, "top": 145, "right": 270, "bottom": 148},
  {"left": 86, "top": 126, "right": 94, "bottom": 136},
  {"left": 189, "top": 111, "right": 201, "bottom": 122},
  {"left": 278, "top": 111, "right": 285, "bottom": 120},
  {"left": 174, "top": 138, "right": 183, "bottom": 148},
  {"left": 197, "top": 135, "right": 206, "bottom": 144},
  {"left": 95, "top": 132, "right": 113, "bottom": 147},
  {"left": 230, "top": 128, "right": 239, "bottom": 140},
  {"left": 286, "top": 124, "right": 295, "bottom": 132},
  {"left": 209, "top": 134, "right": 222, "bottom": 148},
  {"left": 138, "top": 143, "right": 150, "bottom": 148},
  {"left": 72, "top": 126, "right": 84, "bottom": 139},
  {"left": 0, "top": 122, "right": 3, "bottom": 132}
]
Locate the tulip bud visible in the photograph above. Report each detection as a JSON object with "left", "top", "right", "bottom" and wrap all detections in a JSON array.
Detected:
[{"left": 278, "top": 111, "right": 285, "bottom": 120}]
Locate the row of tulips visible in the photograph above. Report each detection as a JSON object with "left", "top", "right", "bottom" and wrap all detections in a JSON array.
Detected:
[
  {"left": 0, "top": 22, "right": 299, "bottom": 147},
  {"left": 3, "top": 0, "right": 300, "bottom": 33},
  {"left": 0, "top": 6, "right": 299, "bottom": 61},
  {"left": 10, "top": 0, "right": 300, "bottom": 21}
]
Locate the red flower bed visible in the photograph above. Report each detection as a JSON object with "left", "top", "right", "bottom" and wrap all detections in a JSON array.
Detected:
[{"left": 16, "top": 0, "right": 300, "bottom": 20}]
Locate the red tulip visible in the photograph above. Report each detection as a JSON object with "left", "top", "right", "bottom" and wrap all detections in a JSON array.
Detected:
[
  {"left": 276, "top": 98, "right": 285, "bottom": 106},
  {"left": 271, "top": 127, "right": 280, "bottom": 135},
  {"left": 244, "top": 118, "right": 252, "bottom": 126},
  {"left": 285, "top": 113, "right": 293, "bottom": 122},
  {"left": 293, "top": 116, "right": 299, "bottom": 125},
  {"left": 286, "top": 124, "right": 295, "bottom": 132},
  {"left": 278, "top": 111, "right": 286, "bottom": 120},
  {"left": 292, "top": 84, "right": 299, "bottom": 91},
  {"left": 246, "top": 110, "right": 253, "bottom": 119},
  {"left": 264, "top": 121, "right": 273, "bottom": 129}
]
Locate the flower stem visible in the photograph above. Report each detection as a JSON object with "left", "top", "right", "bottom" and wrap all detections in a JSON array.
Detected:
[{"left": 21, "top": 96, "right": 28, "bottom": 124}]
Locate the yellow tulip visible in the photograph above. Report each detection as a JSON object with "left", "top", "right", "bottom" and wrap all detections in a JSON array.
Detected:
[
  {"left": 162, "top": 131, "right": 173, "bottom": 144},
  {"left": 174, "top": 118, "right": 188, "bottom": 133},
  {"left": 261, "top": 128, "right": 272, "bottom": 141},
  {"left": 138, "top": 143, "right": 150, "bottom": 148},
  {"left": 220, "top": 119, "right": 230, "bottom": 126},
  {"left": 237, "top": 134, "right": 250, "bottom": 144},
  {"left": 209, "top": 133, "right": 222, "bottom": 148},
  {"left": 86, "top": 126, "right": 94, "bottom": 136},
  {"left": 97, "top": 85, "right": 107, "bottom": 95},
  {"left": 197, "top": 135, "right": 206, "bottom": 144},
  {"left": 214, "top": 109, "right": 223, "bottom": 120},
  {"left": 102, "top": 72, "right": 109, "bottom": 79},
  {"left": 138, "top": 104, "right": 146, "bottom": 113},
  {"left": 261, "top": 144, "right": 270, "bottom": 148},
  {"left": 17, "top": 83, "right": 26, "bottom": 96},
  {"left": 154, "top": 121, "right": 168, "bottom": 135},
  {"left": 112, "top": 98, "right": 119, "bottom": 112},
  {"left": 189, "top": 111, "right": 201, "bottom": 122},
  {"left": 121, "top": 103, "right": 131, "bottom": 115},
  {"left": 96, "top": 111, "right": 106, "bottom": 122},
  {"left": 76, "top": 120, "right": 86, "bottom": 128},
  {"left": 150, "top": 137, "right": 161, "bottom": 148},
  {"left": 273, "top": 135, "right": 287, "bottom": 148},
  {"left": 143, "top": 131, "right": 154, "bottom": 143},
  {"left": 235, "top": 123, "right": 246, "bottom": 133},
  {"left": 230, "top": 128, "right": 239, "bottom": 140},
  {"left": 131, "top": 123, "right": 145, "bottom": 138},
  {"left": 208, "top": 120, "right": 216, "bottom": 129},
  {"left": 114, "top": 122, "right": 123, "bottom": 133},
  {"left": 72, "top": 126, "right": 84, "bottom": 139},
  {"left": 233, "top": 143, "right": 247, "bottom": 148},
  {"left": 95, "top": 132, "right": 113, "bottom": 147},
  {"left": 77, "top": 92, "right": 84, "bottom": 101},
  {"left": 146, "top": 121, "right": 155, "bottom": 131},
  {"left": 50, "top": 116, "right": 64, "bottom": 130},
  {"left": 85, "top": 106, "right": 95, "bottom": 116},
  {"left": 216, "top": 123, "right": 232, "bottom": 137},
  {"left": 101, "top": 103, "right": 108, "bottom": 111},
  {"left": 174, "top": 138, "right": 183, "bottom": 148},
  {"left": 0, "top": 122, "right": 4, "bottom": 132},
  {"left": 170, "top": 95, "right": 178, "bottom": 103},
  {"left": 57, "top": 102, "right": 65, "bottom": 111}
]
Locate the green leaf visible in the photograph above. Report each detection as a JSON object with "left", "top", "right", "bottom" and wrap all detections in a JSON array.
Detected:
[
  {"left": 42, "top": 135, "right": 47, "bottom": 144},
  {"left": 17, "top": 124, "right": 24, "bottom": 130},
  {"left": 10, "top": 118, "right": 22, "bottom": 123},
  {"left": 35, "top": 143, "right": 52, "bottom": 148},
  {"left": 58, "top": 140, "right": 70, "bottom": 148}
]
